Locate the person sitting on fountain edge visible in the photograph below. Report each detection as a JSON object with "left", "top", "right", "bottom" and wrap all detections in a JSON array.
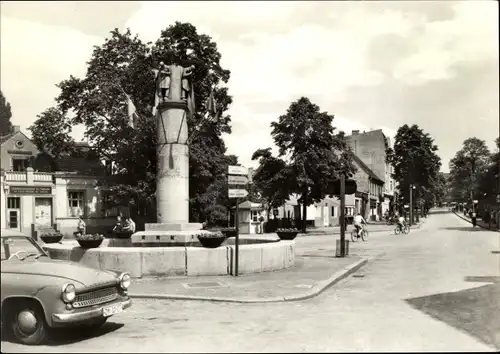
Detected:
[
  {"left": 112, "top": 215, "right": 123, "bottom": 234},
  {"left": 122, "top": 217, "right": 136, "bottom": 235}
]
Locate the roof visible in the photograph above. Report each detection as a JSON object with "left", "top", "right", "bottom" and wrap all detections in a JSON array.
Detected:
[
  {"left": 231, "top": 201, "right": 264, "bottom": 209},
  {"left": 54, "top": 155, "right": 105, "bottom": 176},
  {"left": 0, "top": 131, "right": 33, "bottom": 146},
  {"left": 0, "top": 133, "right": 15, "bottom": 145},
  {"left": 352, "top": 155, "right": 384, "bottom": 184}
]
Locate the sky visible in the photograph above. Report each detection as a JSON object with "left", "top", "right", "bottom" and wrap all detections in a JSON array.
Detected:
[{"left": 1, "top": 1, "right": 499, "bottom": 173}]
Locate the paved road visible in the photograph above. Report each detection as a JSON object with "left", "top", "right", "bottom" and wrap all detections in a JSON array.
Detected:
[{"left": 3, "top": 209, "right": 499, "bottom": 352}]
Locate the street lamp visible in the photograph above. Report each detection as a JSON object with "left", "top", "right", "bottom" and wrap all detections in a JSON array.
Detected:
[{"left": 409, "top": 184, "right": 416, "bottom": 226}]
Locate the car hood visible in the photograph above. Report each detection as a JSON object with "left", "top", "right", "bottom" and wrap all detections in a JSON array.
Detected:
[{"left": 2, "top": 257, "right": 119, "bottom": 288}]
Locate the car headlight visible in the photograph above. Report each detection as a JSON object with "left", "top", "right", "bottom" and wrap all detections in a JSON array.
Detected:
[
  {"left": 119, "top": 273, "right": 131, "bottom": 290},
  {"left": 62, "top": 283, "right": 76, "bottom": 303}
]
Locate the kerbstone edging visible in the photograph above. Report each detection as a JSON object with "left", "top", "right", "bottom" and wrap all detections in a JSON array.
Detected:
[
  {"left": 453, "top": 211, "right": 497, "bottom": 231},
  {"left": 129, "top": 258, "right": 369, "bottom": 303}
]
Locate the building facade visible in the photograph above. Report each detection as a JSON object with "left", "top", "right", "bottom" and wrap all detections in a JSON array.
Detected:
[
  {"left": 1, "top": 127, "right": 124, "bottom": 237},
  {"left": 346, "top": 129, "right": 397, "bottom": 217}
]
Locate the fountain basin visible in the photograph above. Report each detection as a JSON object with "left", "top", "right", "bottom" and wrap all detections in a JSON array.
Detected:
[{"left": 42, "top": 236, "right": 295, "bottom": 278}]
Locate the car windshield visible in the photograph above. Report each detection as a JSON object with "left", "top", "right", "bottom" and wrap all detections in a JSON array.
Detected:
[{"left": 1, "top": 236, "right": 46, "bottom": 261}]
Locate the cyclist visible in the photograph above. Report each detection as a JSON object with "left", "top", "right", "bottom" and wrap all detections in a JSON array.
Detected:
[
  {"left": 397, "top": 214, "right": 407, "bottom": 233},
  {"left": 353, "top": 213, "right": 368, "bottom": 237}
]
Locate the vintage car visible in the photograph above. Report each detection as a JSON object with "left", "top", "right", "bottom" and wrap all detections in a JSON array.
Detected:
[{"left": 1, "top": 229, "right": 132, "bottom": 345}]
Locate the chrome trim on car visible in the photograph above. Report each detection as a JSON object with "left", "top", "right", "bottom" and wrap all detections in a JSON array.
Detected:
[
  {"left": 52, "top": 299, "right": 132, "bottom": 323},
  {"left": 73, "top": 287, "right": 118, "bottom": 308}
]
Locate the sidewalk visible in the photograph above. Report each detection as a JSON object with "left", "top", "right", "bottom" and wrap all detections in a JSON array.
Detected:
[
  {"left": 129, "top": 256, "right": 367, "bottom": 303},
  {"left": 453, "top": 211, "right": 499, "bottom": 231}
]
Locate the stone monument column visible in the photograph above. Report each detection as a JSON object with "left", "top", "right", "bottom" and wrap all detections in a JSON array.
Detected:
[
  {"left": 132, "top": 62, "right": 207, "bottom": 246},
  {"left": 155, "top": 64, "right": 190, "bottom": 224}
]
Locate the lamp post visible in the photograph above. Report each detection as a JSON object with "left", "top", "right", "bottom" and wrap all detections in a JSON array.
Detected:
[{"left": 409, "top": 184, "right": 416, "bottom": 226}]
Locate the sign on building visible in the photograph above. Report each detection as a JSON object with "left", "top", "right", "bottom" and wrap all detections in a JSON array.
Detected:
[{"left": 9, "top": 186, "right": 52, "bottom": 195}]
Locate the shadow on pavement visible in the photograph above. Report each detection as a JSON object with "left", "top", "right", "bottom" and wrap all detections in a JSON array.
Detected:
[
  {"left": 441, "top": 227, "right": 483, "bottom": 232},
  {"left": 46, "top": 321, "right": 124, "bottom": 346},
  {"left": 405, "top": 276, "right": 500, "bottom": 350}
]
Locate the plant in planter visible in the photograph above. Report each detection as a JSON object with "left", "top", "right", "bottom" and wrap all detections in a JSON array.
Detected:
[
  {"left": 197, "top": 231, "right": 226, "bottom": 248},
  {"left": 220, "top": 227, "right": 237, "bottom": 238},
  {"left": 40, "top": 231, "right": 64, "bottom": 244},
  {"left": 76, "top": 233, "right": 104, "bottom": 249},
  {"left": 276, "top": 228, "right": 299, "bottom": 240}
]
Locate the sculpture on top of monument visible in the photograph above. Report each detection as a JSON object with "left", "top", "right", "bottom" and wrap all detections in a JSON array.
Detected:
[
  {"left": 156, "top": 62, "right": 171, "bottom": 101},
  {"left": 152, "top": 61, "right": 196, "bottom": 119}
]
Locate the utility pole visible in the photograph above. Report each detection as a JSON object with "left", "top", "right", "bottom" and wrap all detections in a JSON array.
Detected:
[
  {"left": 235, "top": 198, "right": 239, "bottom": 276},
  {"left": 340, "top": 174, "right": 346, "bottom": 257},
  {"left": 409, "top": 184, "right": 413, "bottom": 226}
]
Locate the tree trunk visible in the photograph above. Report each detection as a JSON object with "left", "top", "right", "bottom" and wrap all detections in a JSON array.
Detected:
[{"left": 302, "top": 189, "right": 307, "bottom": 233}]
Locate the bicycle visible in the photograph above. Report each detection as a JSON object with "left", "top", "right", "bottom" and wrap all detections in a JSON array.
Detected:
[
  {"left": 351, "top": 227, "right": 368, "bottom": 242},
  {"left": 394, "top": 224, "right": 410, "bottom": 235}
]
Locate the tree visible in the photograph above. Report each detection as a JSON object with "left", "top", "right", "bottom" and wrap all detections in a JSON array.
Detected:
[
  {"left": 251, "top": 148, "right": 293, "bottom": 219},
  {"left": 28, "top": 107, "right": 76, "bottom": 158},
  {"left": 476, "top": 138, "right": 499, "bottom": 204},
  {"left": 269, "top": 97, "right": 356, "bottom": 232},
  {"left": 386, "top": 124, "right": 442, "bottom": 211},
  {"left": 449, "top": 137, "right": 491, "bottom": 205},
  {"left": 0, "top": 90, "right": 13, "bottom": 136},
  {"left": 53, "top": 23, "right": 234, "bottom": 224}
]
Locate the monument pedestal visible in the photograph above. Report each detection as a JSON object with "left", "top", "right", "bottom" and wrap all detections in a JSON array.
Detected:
[{"left": 131, "top": 222, "right": 210, "bottom": 247}]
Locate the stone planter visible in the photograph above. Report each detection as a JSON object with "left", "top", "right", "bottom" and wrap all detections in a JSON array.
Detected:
[
  {"left": 221, "top": 229, "right": 237, "bottom": 238},
  {"left": 112, "top": 231, "right": 133, "bottom": 239},
  {"left": 77, "top": 239, "right": 103, "bottom": 249},
  {"left": 40, "top": 235, "right": 63, "bottom": 244},
  {"left": 276, "top": 231, "right": 298, "bottom": 240},
  {"left": 197, "top": 236, "right": 226, "bottom": 248}
]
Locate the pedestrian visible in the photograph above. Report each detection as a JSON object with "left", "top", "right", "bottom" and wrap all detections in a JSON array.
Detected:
[
  {"left": 112, "top": 215, "right": 123, "bottom": 233},
  {"left": 76, "top": 216, "right": 86, "bottom": 236},
  {"left": 122, "top": 217, "right": 136, "bottom": 235}
]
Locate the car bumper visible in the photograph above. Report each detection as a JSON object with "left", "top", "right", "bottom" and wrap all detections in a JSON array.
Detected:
[{"left": 52, "top": 298, "right": 132, "bottom": 324}]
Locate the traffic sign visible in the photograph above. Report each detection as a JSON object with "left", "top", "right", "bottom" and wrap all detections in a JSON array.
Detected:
[
  {"left": 228, "top": 175, "right": 249, "bottom": 185},
  {"left": 228, "top": 165, "right": 248, "bottom": 175},
  {"left": 228, "top": 189, "right": 249, "bottom": 198}
]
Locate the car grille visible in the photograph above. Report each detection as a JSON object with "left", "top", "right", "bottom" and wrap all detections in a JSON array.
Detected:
[{"left": 73, "top": 287, "right": 118, "bottom": 308}]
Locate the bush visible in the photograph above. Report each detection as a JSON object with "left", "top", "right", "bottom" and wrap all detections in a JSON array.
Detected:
[
  {"left": 75, "top": 233, "right": 104, "bottom": 241},
  {"left": 40, "top": 231, "right": 62, "bottom": 238},
  {"left": 197, "top": 231, "right": 224, "bottom": 238}
]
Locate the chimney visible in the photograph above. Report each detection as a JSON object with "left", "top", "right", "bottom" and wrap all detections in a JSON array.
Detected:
[
  {"left": 12, "top": 125, "right": 20, "bottom": 133},
  {"left": 352, "top": 130, "right": 359, "bottom": 135}
]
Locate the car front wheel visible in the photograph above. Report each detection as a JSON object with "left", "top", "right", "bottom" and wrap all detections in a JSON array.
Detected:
[{"left": 7, "top": 300, "right": 49, "bottom": 345}]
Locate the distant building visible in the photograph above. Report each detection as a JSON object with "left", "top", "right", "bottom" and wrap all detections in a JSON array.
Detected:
[
  {"left": 346, "top": 129, "right": 397, "bottom": 217},
  {"left": 0, "top": 126, "right": 125, "bottom": 237}
]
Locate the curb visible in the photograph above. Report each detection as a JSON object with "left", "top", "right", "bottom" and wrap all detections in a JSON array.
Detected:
[
  {"left": 129, "top": 258, "right": 369, "bottom": 303},
  {"left": 453, "top": 211, "right": 498, "bottom": 231}
]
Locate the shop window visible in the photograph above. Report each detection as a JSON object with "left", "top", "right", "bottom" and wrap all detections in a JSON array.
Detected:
[
  {"left": 251, "top": 210, "right": 259, "bottom": 222},
  {"left": 12, "top": 158, "right": 29, "bottom": 172},
  {"left": 7, "top": 197, "right": 20, "bottom": 209},
  {"left": 331, "top": 206, "right": 336, "bottom": 217},
  {"left": 68, "top": 191, "right": 85, "bottom": 217}
]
